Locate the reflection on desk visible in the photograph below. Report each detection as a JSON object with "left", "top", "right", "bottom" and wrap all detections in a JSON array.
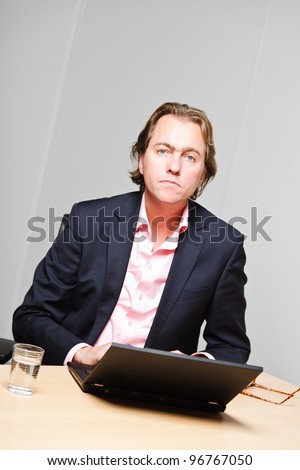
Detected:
[{"left": 0, "top": 365, "right": 299, "bottom": 450}]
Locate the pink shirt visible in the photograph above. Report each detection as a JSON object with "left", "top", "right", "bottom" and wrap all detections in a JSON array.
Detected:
[
  {"left": 94, "top": 195, "right": 188, "bottom": 348},
  {"left": 64, "top": 195, "right": 214, "bottom": 363}
]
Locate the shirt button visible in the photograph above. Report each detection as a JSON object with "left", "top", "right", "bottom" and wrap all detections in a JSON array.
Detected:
[
  {"left": 148, "top": 263, "right": 152, "bottom": 270},
  {"left": 128, "top": 320, "right": 132, "bottom": 326},
  {"left": 138, "top": 293, "right": 143, "bottom": 300}
]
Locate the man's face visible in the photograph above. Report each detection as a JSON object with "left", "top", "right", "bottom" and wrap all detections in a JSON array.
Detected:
[{"left": 139, "top": 114, "right": 206, "bottom": 210}]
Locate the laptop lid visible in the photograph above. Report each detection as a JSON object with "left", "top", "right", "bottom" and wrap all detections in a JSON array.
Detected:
[{"left": 68, "top": 343, "right": 263, "bottom": 412}]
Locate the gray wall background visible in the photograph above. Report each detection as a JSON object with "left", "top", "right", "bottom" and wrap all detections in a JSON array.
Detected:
[{"left": 1, "top": 0, "right": 299, "bottom": 384}]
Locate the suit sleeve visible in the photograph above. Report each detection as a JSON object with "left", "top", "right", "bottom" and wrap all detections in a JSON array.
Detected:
[
  {"left": 12, "top": 203, "right": 84, "bottom": 365},
  {"left": 202, "top": 237, "right": 251, "bottom": 363}
]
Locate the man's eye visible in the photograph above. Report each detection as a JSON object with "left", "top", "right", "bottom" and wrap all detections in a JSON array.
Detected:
[
  {"left": 158, "top": 149, "right": 167, "bottom": 155},
  {"left": 185, "top": 154, "right": 195, "bottom": 162}
]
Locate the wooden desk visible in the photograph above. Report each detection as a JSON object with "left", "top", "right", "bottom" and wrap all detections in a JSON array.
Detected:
[{"left": 0, "top": 365, "right": 299, "bottom": 450}]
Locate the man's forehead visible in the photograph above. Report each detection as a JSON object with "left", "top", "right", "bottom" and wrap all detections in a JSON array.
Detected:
[{"left": 149, "top": 114, "right": 205, "bottom": 148}]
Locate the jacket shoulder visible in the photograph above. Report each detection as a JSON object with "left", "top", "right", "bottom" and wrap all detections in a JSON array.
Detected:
[
  {"left": 189, "top": 200, "right": 244, "bottom": 241},
  {"left": 72, "top": 191, "right": 142, "bottom": 216}
]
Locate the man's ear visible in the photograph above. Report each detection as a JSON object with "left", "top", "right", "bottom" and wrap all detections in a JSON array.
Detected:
[{"left": 138, "top": 154, "right": 144, "bottom": 174}]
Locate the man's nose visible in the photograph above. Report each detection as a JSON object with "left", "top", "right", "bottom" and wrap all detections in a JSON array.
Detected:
[{"left": 167, "top": 154, "right": 181, "bottom": 174}]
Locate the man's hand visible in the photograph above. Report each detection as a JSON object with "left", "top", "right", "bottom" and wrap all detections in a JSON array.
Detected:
[{"left": 73, "top": 343, "right": 112, "bottom": 365}]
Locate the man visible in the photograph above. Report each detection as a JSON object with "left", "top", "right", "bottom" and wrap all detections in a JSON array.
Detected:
[{"left": 12, "top": 102, "right": 250, "bottom": 365}]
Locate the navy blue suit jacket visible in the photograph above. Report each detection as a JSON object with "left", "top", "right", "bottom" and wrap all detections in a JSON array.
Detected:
[{"left": 13, "top": 192, "right": 250, "bottom": 365}]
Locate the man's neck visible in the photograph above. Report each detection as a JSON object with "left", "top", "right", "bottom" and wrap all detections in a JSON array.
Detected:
[{"left": 144, "top": 192, "right": 187, "bottom": 248}]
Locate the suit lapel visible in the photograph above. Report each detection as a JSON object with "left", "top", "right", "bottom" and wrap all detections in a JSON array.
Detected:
[
  {"left": 101, "top": 194, "right": 142, "bottom": 305},
  {"left": 88, "top": 193, "right": 142, "bottom": 343}
]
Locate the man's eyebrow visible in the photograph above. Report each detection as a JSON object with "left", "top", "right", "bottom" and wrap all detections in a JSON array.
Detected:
[{"left": 153, "top": 142, "right": 202, "bottom": 157}]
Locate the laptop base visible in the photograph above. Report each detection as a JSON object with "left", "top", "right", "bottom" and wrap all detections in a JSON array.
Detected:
[{"left": 68, "top": 362, "right": 226, "bottom": 412}]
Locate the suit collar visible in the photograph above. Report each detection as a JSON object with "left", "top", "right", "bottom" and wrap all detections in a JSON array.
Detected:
[{"left": 188, "top": 199, "right": 214, "bottom": 232}]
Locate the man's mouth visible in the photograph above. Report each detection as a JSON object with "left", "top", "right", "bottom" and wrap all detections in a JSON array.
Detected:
[{"left": 160, "top": 179, "right": 180, "bottom": 187}]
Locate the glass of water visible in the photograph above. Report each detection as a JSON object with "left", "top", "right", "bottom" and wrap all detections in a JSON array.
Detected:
[{"left": 8, "top": 343, "right": 44, "bottom": 396}]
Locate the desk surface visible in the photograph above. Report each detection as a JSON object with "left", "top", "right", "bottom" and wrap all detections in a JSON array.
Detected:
[{"left": 0, "top": 365, "right": 299, "bottom": 450}]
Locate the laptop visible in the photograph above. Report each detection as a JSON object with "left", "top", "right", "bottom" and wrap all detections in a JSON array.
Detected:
[
  {"left": 67, "top": 343, "right": 263, "bottom": 412},
  {"left": 0, "top": 338, "right": 15, "bottom": 364}
]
